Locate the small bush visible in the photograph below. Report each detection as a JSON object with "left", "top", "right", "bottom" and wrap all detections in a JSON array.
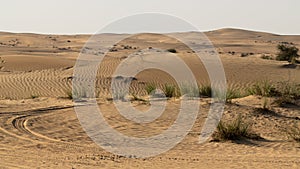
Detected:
[
  {"left": 163, "top": 84, "right": 177, "bottom": 98},
  {"left": 166, "top": 49, "right": 177, "bottom": 53},
  {"left": 214, "top": 115, "right": 251, "bottom": 141},
  {"left": 145, "top": 83, "right": 156, "bottom": 95},
  {"left": 288, "top": 126, "right": 300, "bottom": 142},
  {"left": 0, "top": 57, "right": 5, "bottom": 70},
  {"left": 199, "top": 85, "right": 212, "bottom": 97},
  {"left": 276, "top": 44, "right": 299, "bottom": 63},
  {"left": 68, "top": 87, "right": 88, "bottom": 100},
  {"left": 275, "top": 82, "right": 300, "bottom": 106},
  {"left": 112, "top": 89, "right": 127, "bottom": 101},
  {"left": 179, "top": 83, "right": 200, "bottom": 97},
  {"left": 248, "top": 80, "right": 277, "bottom": 97},
  {"left": 65, "top": 90, "right": 73, "bottom": 99},
  {"left": 30, "top": 95, "right": 39, "bottom": 99},
  {"left": 225, "top": 88, "right": 242, "bottom": 103},
  {"left": 261, "top": 55, "right": 273, "bottom": 60}
]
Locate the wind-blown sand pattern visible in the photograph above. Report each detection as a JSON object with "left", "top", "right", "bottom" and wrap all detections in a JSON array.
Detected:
[{"left": 0, "top": 28, "right": 299, "bottom": 168}]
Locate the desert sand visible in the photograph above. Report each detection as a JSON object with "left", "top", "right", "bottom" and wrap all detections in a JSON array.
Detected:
[{"left": 0, "top": 28, "right": 299, "bottom": 168}]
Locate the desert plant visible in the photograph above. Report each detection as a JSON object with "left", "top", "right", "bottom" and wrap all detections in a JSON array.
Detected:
[
  {"left": 68, "top": 87, "right": 88, "bottom": 100},
  {"left": 288, "top": 125, "right": 300, "bottom": 142},
  {"left": 65, "top": 90, "right": 73, "bottom": 99},
  {"left": 163, "top": 84, "right": 177, "bottom": 98},
  {"left": 276, "top": 44, "right": 299, "bottom": 64},
  {"left": 166, "top": 48, "right": 177, "bottom": 53},
  {"left": 214, "top": 115, "right": 251, "bottom": 141},
  {"left": 145, "top": 83, "right": 156, "bottom": 95},
  {"left": 225, "top": 88, "right": 242, "bottom": 103},
  {"left": 261, "top": 55, "right": 273, "bottom": 60},
  {"left": 248, "top": 80, "right": 277, "bottom": 97},
  {"left": 262, "top": 97, "right": 270, "bottom": 110},
  {"left": 112, "top": 88, "right": 127, "bottom": 101},
  {"left": 30, "top": 94, "right": 39, "bottom": 99},
  {"left": 179, "top": 83, "right": 200, "bottom": 97},
  {"left": 0, "top": 57, "right": 5, "bottom": 70},
  {"left": 275, "top": 82, "right": 300, "bottom": 106},
  {"left": 199, "top": 85, "right": 212, "bottom": 97},
  {"left": 131, "top": 93, "right": 147, "bottom": 102}
]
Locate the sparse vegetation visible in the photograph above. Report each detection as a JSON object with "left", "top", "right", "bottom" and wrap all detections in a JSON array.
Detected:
[
  {"left": 199, "top": 85, "right": 212, "bottom": 97},
  {"left": 166, "top": 48, "right": 177, "bottom": 53},
  {"left": 225, "top": 88, "right": 242, "bottom": 103},
  {"left": 213, "top": 115, "right": 252, "bottom": 141},
  {"left": 276, "top": 44, "right": 299, "bottom": 64},
  {"left": 0, "top": 57, "right": 5, "bottom": 70},
  {"left": 179, "top": 83, "right": 200, "bottom": 97},
  {"left": 145, "top": 83, "right": 156, "bottom": 95},
  {"left": 131, "top": 93, "right": 147, "bottom": 102},
  {"left": 261, "top": 55, "right": 273, "bottom": 60},
  {"left": 163, "top": 84, "right": 177, "bottom": 98},
  {"left": 112, "top": 88, "right": 127, "bottom": 101},
  {"left": 30, "top": 94, "right": 39, "bottom": 99},
  {"left": 65, "top": 90, "right": 73, "bottom": 99},
  {"left": 288, "top": 125, "right": 300, "bottom": 142},
  {"left": 275, "top": 82, "right": 300, "bottom": 106},
  {"left": 66, "top": 87, "right": 88, "bottom": 100},
  {"left": 247, "top": 80, "right": 277, "bottom": 97}
]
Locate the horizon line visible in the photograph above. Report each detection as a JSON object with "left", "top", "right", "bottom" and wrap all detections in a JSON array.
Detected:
[{"left": 0, "top": 27, "right": 299, "bottom": 36}]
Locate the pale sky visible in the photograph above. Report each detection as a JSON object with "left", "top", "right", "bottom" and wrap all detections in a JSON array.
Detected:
[{"left": 1, "top": 0, "right": 299, "bottom": 35}]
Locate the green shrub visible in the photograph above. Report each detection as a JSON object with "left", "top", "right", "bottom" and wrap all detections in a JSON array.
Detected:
[
  {"left": 276, "top": 44, "right": 299, "bottom": 63},
  {"left": 214, "top": 115, "right": 251, "bottom": 141},
  {"left": 199, "top": 85, "right": 212, "bottom": 97},
  {"left": 163, "top": 84, "right": 177, "bottom": 98},
  {"left": 179, "top": 83, "right": 200, "bottom": 97},
  {"left": 225, "top": 88, "right": 242, "bottom": 103},
  {"left": 145, "top": 83, "right": 156, "bottom": 95},
  {"left": 248, "top": 80, "right": 277, "bottom": 97},
  {"left": 275, "top": 82, "right": 300, "bottom": 106}
]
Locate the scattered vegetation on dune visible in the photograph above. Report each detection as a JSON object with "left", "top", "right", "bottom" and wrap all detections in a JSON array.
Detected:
[
  {"left": 213, "top": 115, "right": 258, "bottom": 141},
  {"left": 247, "top": 80, "right": 277, "bottom": 97},
  {"left": 145, "top": 83, "right": 156, "bottom": 95},
  {"left": 261, "top": 54, "right": 273, "bottom": 60},
  {"left": 166, "top": 48, "right": 177, "bottom": 53},
  {"left": 0, "top": 57, "right": 5, "bottom": 70},
  {"left": 65, "top": 88, "right": 88, "bottom": 100},
  {"left": 276, "top": 44, "right": 299, "bottom": 64},
  {"left": 30, "top": 94, "right": 39, "bottom": 99},
  {"left": 179, "top": 83, "right": 200, "bottom": 98},
  {"left": 288, "top": 125, "right": 300, "bottom": 142},
  {"left": 163, "top": 84, "right": 179, "bottom": 98},
  {"left": 224, "top": 88, "right": 243, "bottom": 103},
  {"left": 275, "top": 82, "right": 300, "bottom": 106},
  {"left": 199, "top": 85, "right": 212, "bottom": 97}
]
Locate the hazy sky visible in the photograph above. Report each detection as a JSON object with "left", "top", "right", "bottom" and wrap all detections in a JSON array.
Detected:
[{"left": 1, "top": 0, "right": 299, "bottom": 34}]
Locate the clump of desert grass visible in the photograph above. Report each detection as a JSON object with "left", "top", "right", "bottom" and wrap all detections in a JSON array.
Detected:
[
  {"left": 274, "top": 82, "right": 300, "bottom": 106},
  {"left": 247, "top": 80, "right": 278, "bottom": 97},
  {"left": 145, "top": 83, "right": 156, "bottom": 95},
  {"left": 213, "top": 115, "right": 259, "bottom": 141},
  {"left": 287, "top": 125, "right": 300, "bottom": 142},
  {"left": 64, "top": 87, "right": 88, "bottom": 100}
]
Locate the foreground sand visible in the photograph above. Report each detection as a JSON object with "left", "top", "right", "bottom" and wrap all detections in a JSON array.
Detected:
[{"left": 0, "top": 29, "right": 299, "bottom": 168}]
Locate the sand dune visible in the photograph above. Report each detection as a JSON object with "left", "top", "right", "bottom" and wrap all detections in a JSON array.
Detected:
[{"left": 0, "top": 28, "right": 299, "bottom": 168}]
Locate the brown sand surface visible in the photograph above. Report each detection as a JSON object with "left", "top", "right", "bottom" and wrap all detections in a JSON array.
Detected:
[{"left": 0, "top": 29, "right": 299, "bottom": 168}]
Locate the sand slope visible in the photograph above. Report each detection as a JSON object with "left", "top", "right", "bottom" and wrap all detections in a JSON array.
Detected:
[{"left": 0, "top": 29, "right": 299, "bottom": 168}]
